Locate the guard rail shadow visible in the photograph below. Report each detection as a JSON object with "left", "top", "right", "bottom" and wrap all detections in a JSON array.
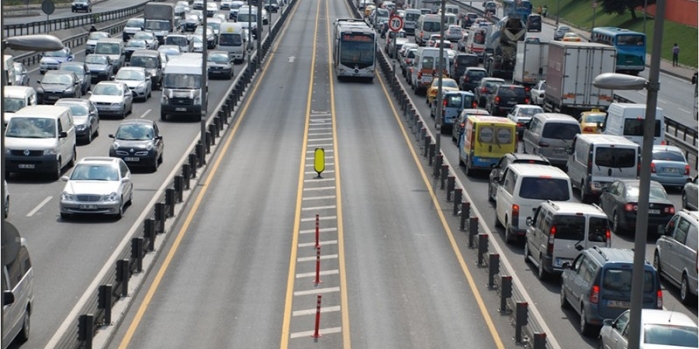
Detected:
[{"left": 53, "top": 0, "right": 296, "bottom": 347}]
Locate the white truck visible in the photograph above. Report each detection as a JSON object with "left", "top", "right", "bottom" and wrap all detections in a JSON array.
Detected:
[
  {"left": 512, "top": 41, "right": 548, "bottom": 89},
  {"left": 543, "top": 41, "right": 616, "bottom": 116},
  {"left": 160, "top": 54, "right": 207, "bottom": 121}
]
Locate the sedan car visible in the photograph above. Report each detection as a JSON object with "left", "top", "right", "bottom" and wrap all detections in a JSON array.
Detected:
[
  {"left": 506, "top": 104, "right": 543, "bottom": 139},
  {"left": 113, "top": 67, "right": 152, "bottom": 101},
  {"left": 488, "top": 153, "right": 551, "bottom": 201},
  {"left": 598, "top": 309, "right": 698, "bottom": 349},
  {"left": 194, "top": 25, "right": 217, "bottom": 48},
  {"left": 553, "top": 25, "right": 571, "bottom": 41},
  {"left": 182, "top": 14, "right": 201, "bottom": 32},
  {"left": 58, "top": 61, "right": 91, "bottom": 95},
  {"left": 40, "top": 47, "right": 74, "bottom": 74},
  {"left": 12, "top": 62, "right": 29, "bottom": 86},
  {"left": 109, "top": 119, "right": 164, "bottom": 172},
  {"left": 59, "top": 157, "right": 133, "bottom": 219},
  {"left": 165, "top": 34, "right": 193, "bottom": 53},
  {"left": 84, "top": 54, "right": 113, "bottom": 82},
  {"left": 578, "top": 109, "right": 606, "bottom": 133},
  {"left": 682, "top": 176, "right": 697, "bottom": 210},
  {"left": 530, "top": 80, "right": 546, "bottom": 105},
  {"left": 599, "top": 179, "right": 676, "bottom": 235},
  {"left": 86, "top": 31, "right": 110, "bottom": 55},
  {"left": 132, "top": 31, "right": 159, "bottom": 50},
  {"left": 562, "top": 32, "right": 582, "bottom": 42},
  {"left": 158, "top": 45, "right": 182, "bottom": 60},
  {"left": 71, "top": 0, "right": 92, "bottom": 12},
  {"left": 206, "top": 2, "right": 219, "bottom": 17},
  {"left": 207, "top": 51, "right": 234, "bottom": 79},
  {"left": 426, "top": 78, "right": 459, "bottom": 107},
  {"left": 55, "top": 99, "right": 99, "bottom": 144},
  {"left": 89, "top": 81, "right": 133, "bottom": 119},
  {"left": 651, "top": 145, "right": 691, "bottom": 189},
  {"left": 36, "top": 70, "right": 82, "bottom": 104},
  {"left": 445, "top": 25, "right": 463, "bottom": 42},
  {"left": 124, "top": 39, "right": 148, "bottom": 62}
]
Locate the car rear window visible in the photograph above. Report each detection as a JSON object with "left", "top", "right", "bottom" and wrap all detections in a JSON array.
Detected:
[
  {"left": 445, "top": 94, "right": 463, "bottom": 108},
  {"left": 552, "top": 215, "right": 585, "bottom": 240},
  {"left": 588, "top": 217, "right": 609, "bottom": 242},
  {"left": 518, "top": 177, "right": 570, "bottom": 200},
  {"left": 652, "top": 150, "right": 685, "bottom": 162},
  {"left": 457, "top": 55, "right": 479, "bottom": 67},
  {"left": 643, "top": 324, "right": 698, "bottom": 346},
  {"left": 498, "top": 87, "right": 526, "bottom": 98},
  {"left": 467, "top": 70, "right": 487, "bottom": 79},
  {"left": 541, "top": 123, "right": 580, "bottom": 139},
  {"left": 602, "top": 268, "right": 655, "bottom": 293},
  {"left": 595, "top": 147, "right": 636, "bottom": 168}
]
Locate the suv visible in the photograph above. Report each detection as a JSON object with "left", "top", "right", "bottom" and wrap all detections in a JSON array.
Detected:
[
  {"left": 486, "top": 84, "right": 530, "bottom": 116},
  {"left": 525, "top": 201, "right": 611, "bottom": 279},
  {"left": 71, "top": 0, "right": 92, "bottom": 13},
  {"left": 460, "top": 67, "right": 487, "bottom": 92},
  {"left": 654, "top": 209, "right": 699, "bottom": 304},
  {"left": 474, "top": 77, "right": 504, "bottom": 107},
  {"left": 450, "top": 53, "right": 479, "bottom": 82},
  {"left": 487, "top": 153, "right": 550, "bottom": 201},
  {"left": 560, "top": 247, "right": 663, "bottom": 336},
  {"left": 122, "top": 18, "right": 145, "bottom": 42}
]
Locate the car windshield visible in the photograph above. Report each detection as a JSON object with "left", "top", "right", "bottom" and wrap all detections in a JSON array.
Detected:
[
  {"left": 57, "top": 103, "right": 89, "bottom": 117},
  {"left": 209, "top": 54, "right": 229, "bottom": 63},
  {"left": 116, "top": 69, "right": 145, "bottom": 81},
  {"left": 6, "top": 117, "right": 56, "bottom": 138},
  {"left": 95, "top": 43, "right": 120, "bottom": 55},
  {"left": 126, "top": 40, "right": 147, "bottom": 48},
  {"left": 88, "top": 32, "right": 108, "bottom": 40},
  {"left": 643, "top": 324, "right": 698, "bottom": 346},
  {"left": 652, "top": 150, "right": 685, "bottom": 162},
  {"left": 517, "top": 107, "right": 543, "bottom": 116},
  {"left": 126, "top": 18, "right": 143, "bottom": 27},
  {"left": 518, "top": 177, "right": 570, "bottom": 200},
  {"left": 45, "top": 49, "right": 68, "bottom": 57},
  {"left": 163, "top": 73, "right": 202, "bottom": 89},
  {"left": 93, "top": 84, "right": 121, "bottom": 95},
  {"left": 133, "top": 32, "right": 152, "bottom": 40},
  {"left": 541, "top": 123, "right": 580, "bottom": 140},
  {"left": 115, "top": 124, "right": 154, "bottom": 140},
  {"left": 208, "top": 22, "right": 221, "bottom": 31},
  {"left": 60, "top": 65, "right": 83, "bottom": 75},
  {"left": 625, "top": 184, "right": 668, "bottom": 201},
  {"left": 3, "top": 97, "right": 25, "bottom": 113},
  {"left": 130, "top": 56, "right": 158, "bottom": 68},
  {"left": 42, "top": 74, "right": 72, "bottom": 85},
  {"left": 595, "top": 148, "right": 636, "bottom": 168},
  {"left": 70, "top": 164, "right": 119, "bottom": 181},
  {"left": 85, "top": 55, "right": 108, "bottom": 65},
  {"left": 584, "top": 113, "right": 606, "bottom": 123},
  {"left": 166, "top": 36, "right": 188, "bottom": 46},
  {"left": 220, "top": 33, "right": 242, "bottom": 45},
  {"left": 498, "top": 87, "right": 526, "bottom": 98},
  {"left": 602, "top": 268, "right": 654, "bottom": 292},
  {"left": 433, "top": 79, "right": 458, "bottom": 89}
]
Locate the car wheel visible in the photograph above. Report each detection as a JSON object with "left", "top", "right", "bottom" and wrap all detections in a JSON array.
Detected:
[
  {"left": 611, "top": 211, "right": 623, "bottom": 235},
  {"left": 495, "top": 213, "right": 503, "bottom": 228},
  {"left": 682, "top": 192, "right": 689, "bottom": 209},
  {"left": 537, "top": 254, "right": 547, "bottom": 280},
  {"left": 121, "top": 107, "right": 126, "bottom": 119},
  {"left": 151, "top": 158, "right": 158, "bottom": 172},
  {"left": 115, "top": 199, "right": 124, "bottom": 219},
  {"left": 53, "top": 158, "right": 62, "bottom": 180},
  {"left": 69, "top": 147, "right": 76, "bottom": 167},
  {"left": 523, "top": 239, "right": 530, "bottom": 263},
  {"left": 18, "top": 308, "right": 30, "bottom": 342},
  {"left": 560, "top": 285, "right": 570, "bottom": 309},
  {"left": 580, "top": 181, "right": 589, "bottom": 204},
  {"left": 681, "top": 274, "right": 693, "bottom": 304},
  {"left": 61, "top": 212, "right": 71, "bottom": 220},
  {"left": 488, "top": 184, "right": 495, "bottom": 202},
  {"left": 580, "top": 306, "right": 593, "bottom": 336},
  {"left": 653, "top": 252, "right": 662, "bottom": 276},
  {"left": 464, "top": 156, "right": 472, "bottom": 176},
  {"left": 147, "top": 89, "right": 152, "bottom": 99},
  {"left": 161, "top": 111, "right": 167, "bottom": 121},
  {"left": 86, "top": 127, "right": 93, "bottom": 144}
]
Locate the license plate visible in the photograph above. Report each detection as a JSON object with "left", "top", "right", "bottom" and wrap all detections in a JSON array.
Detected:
[
  {"left": 663, "top": 168, "right": 679, "bottom": 173},
  {"left": 124, "top": 157, "right": 140, "bottom": 162},
  {"left": 553, "top": 148, "right": 565, "bottom": 155},
  {"left": 175, "top": 107, "right": 186, "bottom": 111},
  {"left": 48, "top": 95, "right": 59, "bottom": 100},
  {"left": 649, "top": 209, "right": 660, "bottom": 214},
  {"left": 79, "top": 204, "right": 97, "bottom": 210},
  {"left": 18, "top": 164, "right": 35, "bottom": 169},
  {"left": 606, "top": 300, "right": 630, "bottom": 308},
  {"left": 507, "top": 101, "right": 517, "bottom": 105}
]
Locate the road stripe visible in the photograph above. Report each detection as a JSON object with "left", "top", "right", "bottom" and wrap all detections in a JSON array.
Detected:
[
  {"left": 300, "top": 227, "right": 337, "bottom": 234},
  {"left": 139, "top": 109, "right": 151, "bottom": 118},
  {"left": 294, "top": 286, "right": 340, "bottom": 296},
  {"left": 26, "top": 196, "right": 52, "bottom": 217},
  {"left": 302, "top": 195, "right": 336, "bottom": 200},
  {"left": 296, "top": 269, "right": 339, "bottom": 278},
  {"left": 290, "top": 327, "right": 342, "bottom": 339},
  {"left": 297, "top": 254, "right": 338, "bottom": 262},
  {"left": 299, "top": 240, "right": 337, "bottom": 247},
  {"left": 293, "top": 305, "right": 341, "bottom": 316},
  {"left": 300, "top": 215, "right": 337, "bottom": 221},
  {"left": 301, "top": 205, "right": 336, "bottom": 210}
]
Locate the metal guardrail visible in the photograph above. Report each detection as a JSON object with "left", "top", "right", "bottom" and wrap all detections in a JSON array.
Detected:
[
  {"left": 452, "top": 0, "right": 698, "bottom": 169},
  {"left": 3, "top": 1, "right": 148, "bottom": 38}
]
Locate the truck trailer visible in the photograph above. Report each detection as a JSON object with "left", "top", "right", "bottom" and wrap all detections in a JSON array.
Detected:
[{"left": 512, "top": 41, "right": 548, "bottom": 89}]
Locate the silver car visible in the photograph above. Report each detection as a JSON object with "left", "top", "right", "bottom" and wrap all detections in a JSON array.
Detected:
[
  {"left": 60, "top": 157, "right": 133, "bottom": 219},
  {"left": 113, "top": 67, "right": 152, "bottom": 101},
  {"left": 655, "top": 210, "right": 699, "bottom": 304},
  {"left": 132, "top": 31, "right": 159, "bottom": 50},
  {"left": 682, "top": 176, "right": 698, "bottom": 210},
  {"left": 598, "top": 309, "right": 698, "bottom": 349},
  {"left": 89, "top": 81, "right": 133, "bottom": 118},
  {"left": 86, "top": 31, "right": 110, "bottom": 54}
]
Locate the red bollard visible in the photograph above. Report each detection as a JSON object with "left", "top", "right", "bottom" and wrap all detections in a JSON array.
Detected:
[
  {"left": 314, "top": 247, "right": 322, "bottom": 284},
  {"left": 315, "top": 214, "right": 320, "bottom": 249},
  {"left": 312, "top": 294, "right": 322, "bottom": 338}
]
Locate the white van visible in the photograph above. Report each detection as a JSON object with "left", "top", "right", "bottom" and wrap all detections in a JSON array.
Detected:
[
  {"left": 403, "top": 9, "right": 422, "bottom": 36},
  {"left": 525, "top": 201, "right": 611, "bottom": 278},
  {"left": 495, "top": 163, "right": 574, "bottom": 243},
  {"left": 602, "top": 102, "right": 665, "bottom": 146},
  {"left": 3, "top": 55, "right": 15, "bottom": 86},
  {"left": 411, "top": 47, "right": 450, "bottom": 95},
  {"left": 566, "top": 134, "right": 640, "bottom": 203},
  {"left": 4, "top": 105, "right": 76, "bottom": 180},
  {"left": 161, "top": 55, "right": 206, "bottom": 121},
  {"left": 219, "top": 22, "right": 247, "bottom": 63},
  {"left": 2, "top": 237, "right": 34, "bottom": 349},
  {"left": 3, "top": 86, "right": 38, "bottom": 125},
  {"left": 444, "top": 4, "right": 459, "bottom": 16},
  {"left": 415, "top": 14, "right": 442, "bottom": 46}
]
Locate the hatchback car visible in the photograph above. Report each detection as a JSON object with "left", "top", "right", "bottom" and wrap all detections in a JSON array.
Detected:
[
  {"left": 579, "top": 109, "right": 606, "bottom": 134},
  {"left": 55, "top": 99, "right": 99, "bottom": 144},
  {"left": 530, "top": 80, "right": 546, "bottom": 105},
  {"left": 486, "top": 84, "right": 529, "bottom": 116},
  {"left": 651, "top": 145, "right": 691, "bottom": 189},
  {"left": 124, "top": 39, "right": 148, "bottom": 62},
  {"left": 598, "top": 309, "right": 698, "bottom": 349},
  {"left": 113, "top": 67, "right": 152, "bottom": 101},
  {"left": 89, "top": 81, "right": 133, "bottom": 118},
  {"left": 165, "top": 34, "right": 193, "bottom": 53},
  {"left": 599, "top": 179, "right": 676, "bottom": 235},
  {"left": 59, "top": 157, "right": 133, "bottom": 219},
  {"left": 122, "top": 18, "right": 145, "bottom": 41},
  {"left": 450, "top": 53, "right": 479, "bottom": 82},
  {"left": 40, "top": 48, "right": 74, "bottom": 74},
  {"left": 194, "top": 25, "right": 217, "bottom": 48},
  {"left": 655, "top": 209, "right": 699, "bottom": 304},
  {"left": 36, "top": 70, "right": 82, "bottom": 104},
  {"left": 526, "top": 13, "right": 541, "bottom": 31},
  {"left": 86, "top": 31, "right": 110, "bottom": 55},
  {"left": 445, "top": 25, "right": 463, "bottom": 42},
  {"left": 459, "top": 67, "right": 487, "bottom": 92},
  {"left": 207, "top": 51, "right": 234, "bottom": 80},
  {"left": 109, "top": 119, "right": 164, "bottom": 172},
  {"left": 84, "top": 54, "right": 113, "bottom": 82},
  {"left": 182, "top": 14, "right": 202, "bottom": 32},
  {"left": 426, "top": 78, "right": 459, "bottom": 107},
  {"left": 475, "top": 77, "right": 504, "bottom": 107},
  {"left": 58, "top": 61, "right": 91, "bottom": 95},
  {"left": 554, "top": 25, "right": 572, "bottom": 41}
]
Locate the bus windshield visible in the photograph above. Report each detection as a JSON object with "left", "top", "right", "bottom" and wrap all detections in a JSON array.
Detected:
[
  {"left": 339, "top": 41, "right": 375, "bottom": 68},
  {"left": 616, "top": 34, "right": 644, "bottom": 46}
]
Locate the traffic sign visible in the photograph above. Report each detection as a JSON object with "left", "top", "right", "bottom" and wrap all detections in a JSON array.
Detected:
[
  {"left": 41, "top": 0, "right": 55, "bottom": 15},
  {"left": 592, "top": 1, "right": 597, "bottom": 8},
  {"left": 388, "top": 15, "right": 403, "bottom": 32}
]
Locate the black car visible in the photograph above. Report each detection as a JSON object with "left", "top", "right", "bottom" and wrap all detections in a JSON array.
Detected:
[
  {"left": 109, "top": 119, "right": 164, "bottom": 172},
  {"left": 526, "top": 14, "right": 542, "bottom": 32},
  {"left": 85, "top": 54, "right": 113, "bottom": 82},
  {"left": 451, "top": 53, "right": 479, "bottom": 84},
  {"left": 599, "top": 179, "right": 676, "bottom": 235},
  {"left": 486, "top": 84, "right": 529, "bottom": 116},
  {"left": 36, "top": 71, "right": 82, "bottom": 104},
  {"left": 553, "top": 25, "right": 571, "bottom": 41},
  {"left": 55, "top": 99, "right": 100, "bottom": 144},
  {"left": 182, "top": 14, "right": 201, "bottom": 33},
  {"left": 474, "top": 77, "right": 505, "bottom": 107},
  {"left": 487, "top": 153, "right": 551, "bottom": 201},
  {"left": 71, "top": 0, "right": 92, "bottom": 12},
  {"left": 58, "top": 61, "right": 91, "bottom": 95},
  {"left": 460, "top": 67, "right": 487, "bottom": 92},
  {"left": 461, "top": 13, "right": 478, "bottom": 29},
  {"left": 207, "top": 51, "right": 234, "bottom": 79},
  {"left": 484, "top": 1, "right": 497, "bottom": 15}
]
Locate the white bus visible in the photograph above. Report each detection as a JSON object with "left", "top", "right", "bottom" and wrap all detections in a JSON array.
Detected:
[{"left": 333, "top": 19, "right": 376, "bottom": 81}]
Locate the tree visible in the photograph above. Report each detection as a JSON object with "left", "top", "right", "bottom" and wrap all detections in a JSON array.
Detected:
[{"left": 599, "top": 0, "right": 657, "bottom": 19}]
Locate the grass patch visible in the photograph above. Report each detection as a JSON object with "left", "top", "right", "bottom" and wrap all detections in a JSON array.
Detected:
[{"left": 532, "top": 0, "right": 697, "bottom": 67}]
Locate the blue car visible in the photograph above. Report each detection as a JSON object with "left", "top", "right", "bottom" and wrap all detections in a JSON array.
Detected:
[{"left": 651, "top": 145, "right": 691, "bottom": 189}]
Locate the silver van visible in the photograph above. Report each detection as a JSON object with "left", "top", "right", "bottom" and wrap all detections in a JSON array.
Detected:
[
  {"left": 566, "top": 134, "right": 640, "bottom": 203},
  {"left": 3, "top": 86, "right": 37, "bottom": 125},
  {"left": 2, "top": 237, "right": 34, "bottom": 349},
  {"left": 525, "top": 201, "right": 611, "bottom": 279},
  {"left": 523, "top": 112, "right": 581, "bottom": 167},
  {"left": 94, "top": 38, "right": 126, "bottom": 72},
  {"left": 4, "top": 105, "right": 77, "bottom": 180},
  {"left": 655, "top": 209, "right": 698, "bottom": 304}
]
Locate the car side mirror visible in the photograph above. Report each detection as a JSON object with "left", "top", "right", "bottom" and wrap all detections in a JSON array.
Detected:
[
  {"left": 575, "top": 244, "right": 584, "bottom": 251},
  {"left": 59, "top": 131, "right": 68, "bottom": 138},
  {"left": 602, "top": 319, "right": 613, "bottom": 327},
  {"left": 3, "top": 291, "right": 15, "bottom": 306},
  {"left": 525, "top": 217, "right": 533, "bottom": 226},
  {"left": 36, "top": 79, "right": 41, "bottom": 84},
  {"left": 61, "top": 175, "right": 70, "bottom": 182},
  {"left": 561, "top": 262, "right": 571, "bottom": 269},
  {"left": 657, "top": 224, "right": 668, "bottom": 236},
  {"left": 110, "top": 76, "right": 115, "bottom": 80},
  {"left": 109, "top": 134, "right": 115, "bottom": 138},
  {"left": 565, "top": 146, "right": 573, "bottom": 155}
]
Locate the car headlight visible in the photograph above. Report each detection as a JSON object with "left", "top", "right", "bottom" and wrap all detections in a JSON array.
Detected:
[
  {"left": 112, "top": 102, "right": 122, "bottom": 106},
  {"left": 43, "top": 148, "right": 58, "bottom": 155},
  {"left": 161, "top": 94, "right": 169, "bottom": 103},
  {"left": 112, "top": 142, "right": 120, "bottom": 150},
  {"left": 194, "top": 97, "right": 201, "bottom": 104},
  {"left": 145, "top": 142, "right": 154, "bottom": 151},
  {"left": 76, "top": 124, "right": 87, "bottom": 130},
  {"left": 106, "top": 192, "right": 119, "bottom": 202},
  {"left": 61, "top": 192, "right": 76, "bottom": 201}
]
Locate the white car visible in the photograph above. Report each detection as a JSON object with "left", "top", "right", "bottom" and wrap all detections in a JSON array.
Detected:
[
  {"left": 89, "top": 81, "right": 133, "bottom": 119},
  {"left": 530, "top": 80, "right": 546, "bottom": 105},
  {"left": 506, "top": 104, "right": 544, "bottom": 139},
  {"left": 191, "top": 36, "right": 204, "bottom": 53},
  {"left": 192, "top": 0, "right": 204, "bottom": 9},
  {"left": 220, "top": 0, "right": 232, "bottom": 10},
  {"left": 60, "top": 157, "right": 133, "bottom": 219},
  {"left": 39, "top": 48, "right": 74, "bottom": 74},
  {"left": 113, "top": 67, "right": 152, "bottom": 101},
  {"left": 86, "top": 31, "right": 110, "bottom": 55},
  {"left": 598, "top": 309, "right": 698, "bottom": 349},
  {"left": 132, "top": 31, "right": 159, "bottom": 50},
  {"left": 206, "top": 2, "right": 219, "bottom": 17}
]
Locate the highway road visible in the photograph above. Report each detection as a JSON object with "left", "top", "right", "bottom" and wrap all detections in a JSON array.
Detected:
[
  {"left": 105, "top": 0, "right": 510, "bottom": 347},
  {"left": 3, "top": 0, "right": 147, "bottom": 27}
]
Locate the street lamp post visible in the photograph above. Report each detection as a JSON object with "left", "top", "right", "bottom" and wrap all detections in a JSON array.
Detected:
[
  {"left": 201, "top": 0, "right": 209, "bottom": 162},
  {"left": 435, "top": 0, "right": 446, "bottom": 167},
  {"left": 592, "top": 1, "right": 667, "bottom": 348},
  {"left": 643, "top": 0, "right": 648, "bottom": 34},
  {"left": 555, "top": 0, "right": 560, "bottom": 26}
]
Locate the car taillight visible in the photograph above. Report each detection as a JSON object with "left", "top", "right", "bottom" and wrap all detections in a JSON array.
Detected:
[
  {"left": 590, "top": 285, "right": 599, "bottom": 304},
  {"left": 481, "top": 87, "right": 487, "bottom": 93},
  {"left": 538, "top": 141, "right": 549, "bottom": 147},
  {"left": 605, "top": 229, "right": 611, "bottom": 246},
  {"left": 547, "top": 225, "right": 556, "bottom": 255},
  {"left": 685, "top": 165, "right": 691, "bottom": 175},
  {"left": 650, "top": 162, "right": 656, "bottom": 173},
  {"left": 517, "top": 122, "right": 523, "bottom": 127},
  {"left": 472, "top": 102, "right": 478, "bottom": 108},
  {"left": 418, "top": 71, "right": 422, "bottom": 79},
  {"left": 525, "top": 86, "right": 531, "bottom": 92},
  {"left": 443, "top": 99, "right": 447, "bottom": 107},
  {"left": 512, "top": 204, "right": 519, "bottom": 226},
  {"left": 583, "top": 126, "right": 595, "bottom": 133},
  {"left": 664, "top": 206, "right": 675, "bottom": 214},
  {"left": 464, "top": 76, "right": 470, "bottom": 81},
  {"left": 494, "top": 96, "right": 500, "bottom": 103},
  {"left": 624, "top": 203, "right": 638, "bottom": 212},
  {"left": 657, "top": 289, "right": 663, "bottom": 308},
  {"left": 460, "top": 122, "right": 465, "bottom": 129},
  {"left": 524, "top": 97, "right": 530, "bottom": 104}
]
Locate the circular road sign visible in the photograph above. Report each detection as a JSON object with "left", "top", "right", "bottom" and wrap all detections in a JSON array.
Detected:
[
  {"left": 389, "top": 15, "right": 403, "bottom": 32},
  {"left": 42, "top": 0, "right": 55, "bottom": 15},
  {"left": 592, "top": 1, "right": 597, "bottom": 8}
]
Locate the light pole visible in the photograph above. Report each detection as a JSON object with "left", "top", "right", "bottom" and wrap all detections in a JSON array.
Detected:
[
  {"left": 555, "top": 0, "right": 560, "bottom": 26},
  {"left": 201, "top": 0, "right": 208, "bottom": 162},
  {"left": 592, "top": 1, "right": 667, "bottom": 348},
  {"left": 643, "top": 0, "right": 648, "bottom": 33},
  {"left": 435, "top": 0, "right": 446, "bottom": 169},
  {"left": 591, "top": 2, "right": 597, "bottom": 31}
]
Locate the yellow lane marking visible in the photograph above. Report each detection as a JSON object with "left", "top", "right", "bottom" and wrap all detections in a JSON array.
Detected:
[
  {"left": 117, "top": 2, "right": 304, "bottom": 347},
  {"left": 374, "top": 73, "right": 506, "bottom": 349}
]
